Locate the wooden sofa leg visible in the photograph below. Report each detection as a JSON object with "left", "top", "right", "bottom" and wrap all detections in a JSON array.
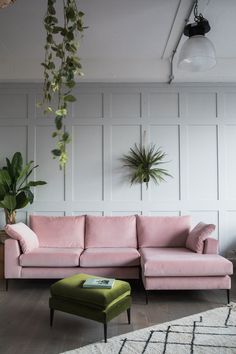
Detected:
[
  {"left": 227, "top": 289, "right": 230, "bottom": 304},
  {"left": 104, "top": 323, "right": 107, "bottom": 343},
  {"left": 50, "top": 308, "right": 54, "bottom": 327},
  {"left": 127, "top": 308, "right": 131, "bottom": 324}
]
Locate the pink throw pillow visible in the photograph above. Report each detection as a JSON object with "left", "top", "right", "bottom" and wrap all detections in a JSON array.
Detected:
[
  {"left": 186, "top": 222, "right": 216, "bottom": 253},
  {"left": 5, "top": 222, "right": 39, "bottom": 253}
]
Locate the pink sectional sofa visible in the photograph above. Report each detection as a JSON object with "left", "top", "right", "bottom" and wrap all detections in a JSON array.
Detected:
[{"left": 4, "top": 214, "right": 233, "bottom": 302}]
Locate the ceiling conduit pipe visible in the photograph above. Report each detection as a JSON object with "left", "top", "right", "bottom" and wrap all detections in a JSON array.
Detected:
[{"left": 168, "top": 2, "right": 195, "bottom": 84}]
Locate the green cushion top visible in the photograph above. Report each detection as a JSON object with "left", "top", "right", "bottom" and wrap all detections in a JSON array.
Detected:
[{"left": 50, "top": 273, "right": 131, "bottom": 309}]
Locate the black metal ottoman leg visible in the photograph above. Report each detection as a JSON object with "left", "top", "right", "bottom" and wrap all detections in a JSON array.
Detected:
[
  {"left": 127, "top": 308, "right": 131, "bottom": 324},
  {"left": 104, "top": 323, "right": 107, "bottom": 343},
  {"left": 50, "top": 308, "right": 54, "bottom": 327},
  {"left": 227, "top": 289, "right": 230, "bottom": 304}
]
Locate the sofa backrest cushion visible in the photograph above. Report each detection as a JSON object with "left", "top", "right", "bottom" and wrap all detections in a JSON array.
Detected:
[
  {"left": 85, "top": 215, "right": 137, "bottom": 248},
  {"left": 5, "top": 222, "right": 39, "bottom": 253},
  {"left": 30, "top": 215, "right": 85, "bottom": 248},
  {"left": 137, "top": 215, "right": 191, "bottom": 247},
  {"left": 186, "top": 222, "right": 216, "bottom": 253}
]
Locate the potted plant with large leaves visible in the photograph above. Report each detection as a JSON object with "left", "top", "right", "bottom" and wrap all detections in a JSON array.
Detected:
[
  {"left": 122, "top": 143, "right": 172, "bottom": 189},
  {"left": 0, "top": 152, "right": 47, "bottom": 224}
]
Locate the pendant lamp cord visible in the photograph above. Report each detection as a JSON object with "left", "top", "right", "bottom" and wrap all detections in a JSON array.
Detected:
[
  {"left": 194, "top": 0, "right": 204, "bottom": 23},
  {"left": 168, "top": 1, "right": 196, "bottom": 84}
]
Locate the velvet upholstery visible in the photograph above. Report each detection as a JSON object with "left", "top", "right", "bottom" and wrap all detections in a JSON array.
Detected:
[
  {"left": 21, "top": 267, "right": 140, "bottom": 279},
  {"left": 49, "top": 274, "right": 131, "bottom": 325},
  {"left": 50, "top": 274, "right": 131, "bottom": 309},
  {"left": 80, "top": 248, "right": 140, "bottom": 267},
  {"left": 4, "top": 215, "right": 233, "bottom": 296},
  {"left": 203, "top": 237, "right": 219, "bottom": 254},
  {"left": 139, "top": 248, "right": 233, "bottom": 277},
  {"left": 85, "top": 215, "right": 137, "bottom": 248},
  {"left": 30, "top": 215, "right": 85, "bottom": 248},
  {"left": 186, "top": 222, "right": 216, "bottom": 253},
  {"left": 137, "top": 215, "right": 191, "bottom": 247},
  {"left": 49, "top": 294, "right": 131, "bottom": 323},
  {"left": 143, "top": 275, "right": 231, "bottom": 290},
  {"left": 19, "top": 247, "right": 83, "bottom": 267},
  {"left": 4, "top": 239, "right": 21, "bottom": 278},
  {"left": 5, "top": 222, "right": 39, "bottom": 253}
]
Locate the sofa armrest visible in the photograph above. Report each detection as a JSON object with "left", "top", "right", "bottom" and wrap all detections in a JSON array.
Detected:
[
  {"left": 203, "top": 238, "right": 219, "bottom": 254},
  {"left": 5, "top": 239, "right": 22, "bottom": 278}
]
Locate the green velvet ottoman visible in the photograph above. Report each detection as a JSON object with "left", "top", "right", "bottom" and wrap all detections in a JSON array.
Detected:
[{"left": 49, "top": 273, "right": 132, "bottom": 342}]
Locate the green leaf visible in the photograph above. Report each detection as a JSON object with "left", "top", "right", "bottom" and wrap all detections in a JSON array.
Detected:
[
  {"left": 66, "top": 7, "right": 76, "bottom": 21},
  {"left": 17, "top": 161, "right": 34, "bottom": 184},
  {"left": 66, "top": 80, "right": 76, "bottom": 88},
  {"left": 0, "top": 194, "right": 16, "bottom": 212},
  {"left": 52, "top": 131, "right": 57, "bottom": 138},
  {"left": 44, "top": 15, "right": 58, "bottom": 25},
  {"left": 0, "top": 184, "right": 7, "bottom": 200},
  {"left": 11, "top": 152, "right": 23, "bottom": 179},
  {"left": 15, "top": 191, "right": 29, "bottom": 210},
  {"left": 0, "top": 170, "right": 11, "bottom": 188},
  {"left": 23, "top": 189, "right": 34, "bottom": 204},
  {"left": 55, "top": 108, "right": 67, "bottom": 116},
  {"left": 47, "top": 34, "right": 53, "bottom": 43},
  {"left": 48, "top": 6, "right": 56, "bottom": 15},
  {"left": 62, "top": 132, "right": 70, "bottom": 144},
  {"left": 64, "top": 95, "right": 76, "bottom": 102},
  {"left": 55, "top": 116, "right": 62, "bottom": 130},
  {"left": 27, "top": 181, "right": 47, "bottom": 187},
  {"left": 48, "top": 62, "right": 55, "bottom": 69},
  {"left": 51, "top": 149, "right": 61, "bottom": 157},
  {"left": 67, "top": 31, "right": 74, "bottom": 41}
]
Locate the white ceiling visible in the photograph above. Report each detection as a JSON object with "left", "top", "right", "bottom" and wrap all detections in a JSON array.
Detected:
[{"left": 0, "top": 0, "right": 235, "bottom": 83}]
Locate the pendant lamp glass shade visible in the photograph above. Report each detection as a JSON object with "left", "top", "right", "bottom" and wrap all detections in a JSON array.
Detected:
[{"left": 178, "top": 35, "right": 216, "bottom": 72}]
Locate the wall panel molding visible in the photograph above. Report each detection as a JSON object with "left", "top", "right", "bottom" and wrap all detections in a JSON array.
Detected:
[{"left": 0, "top": 83, "right": 236, "bottom": 253}]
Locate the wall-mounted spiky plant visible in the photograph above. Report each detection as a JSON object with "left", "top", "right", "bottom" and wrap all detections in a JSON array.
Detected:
[
  {"left": 122, "top": 143, "right": 172, "bottom": 189},
  {"left": 39, "top": 0, "right": 86, "bottom": 169}
]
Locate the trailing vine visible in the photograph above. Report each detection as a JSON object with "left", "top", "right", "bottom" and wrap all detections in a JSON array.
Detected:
[{"left": 40, "top": 0, "right": 86, "bottom": 168}]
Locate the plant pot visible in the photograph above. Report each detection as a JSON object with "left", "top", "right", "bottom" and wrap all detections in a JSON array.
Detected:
[{"left": 4, "top": 209, "right": 16, "bottom": 225}]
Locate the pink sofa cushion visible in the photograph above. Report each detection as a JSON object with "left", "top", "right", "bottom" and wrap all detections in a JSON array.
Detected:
[
  {"left": 186, "top": 222, "right": 216, "bottom": 253},
  {"left": 30, "top": 215, "right": 85, "bottom": 248},
  {"left": 80, "top": 248, "right": 140, "bottom": 267},
  {"left": 137, "top": 215, "right": 191, "bottom": 247},
  {"left": 203, "top": 238, "right": 219, "bottom": 254},
  {"left": 139, "top": 248, "right": 233, "bottom": 277},
  {"left": 85, "top": 215, "right": 137, "bottom": 248},
  {"left": 19, "top": 247, "right": 83, "bottom": 267},
  {"left": 5, "top": 222, "right": 39, "bottom": 253}
]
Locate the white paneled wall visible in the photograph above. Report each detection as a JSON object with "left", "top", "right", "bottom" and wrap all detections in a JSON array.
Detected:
[{"left": 0, "top": 83, "right": 236, "bottom": 254}]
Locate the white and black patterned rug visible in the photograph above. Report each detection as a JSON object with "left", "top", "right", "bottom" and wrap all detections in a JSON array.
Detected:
[{"left": 63, "top": 303, "right": 236, "bottom": 354}]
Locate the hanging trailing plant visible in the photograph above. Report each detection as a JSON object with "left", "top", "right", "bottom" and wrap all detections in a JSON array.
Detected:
[
  {"left": 39, "top": 0, "right": 86, "bottom": 168},
  {"left": 122, "top": 144, "right": 172, "bottom": 189}
]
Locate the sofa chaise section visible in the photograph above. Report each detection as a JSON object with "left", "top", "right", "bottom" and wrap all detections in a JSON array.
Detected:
[{"left": 137, "top": 215, "right": 233, "bottom": 302}]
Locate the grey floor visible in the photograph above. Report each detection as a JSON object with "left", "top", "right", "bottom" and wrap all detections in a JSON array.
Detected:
[{"left": 0, "top": 276, "right": 235, "bottom": 354}]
